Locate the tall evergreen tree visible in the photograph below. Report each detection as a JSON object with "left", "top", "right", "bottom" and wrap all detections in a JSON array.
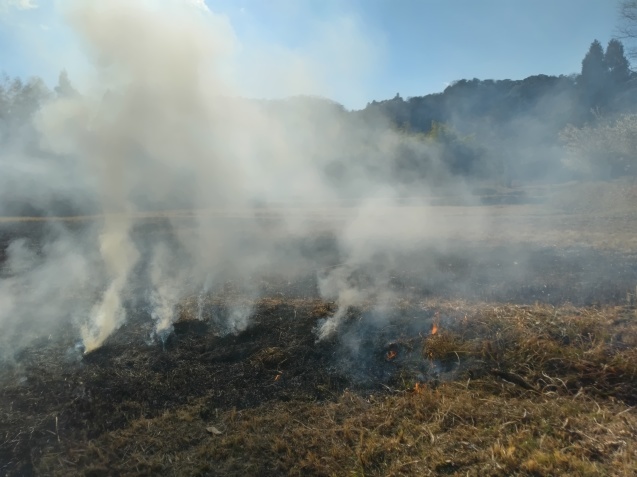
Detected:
[
  {"left": 0, "top": 80, "right": 7, "bottom": 120},
  {"left": 580, "top": 40, "right": 609, "bottom": 111},
  {"left": 54, "top": 70, "right": 78, "bottom": 98},
  {"left": 581, "top": 40, "right": 606, "bottom": 85},
  {"left": 605, "top": 39, "right": 631, "bottom": 85}
]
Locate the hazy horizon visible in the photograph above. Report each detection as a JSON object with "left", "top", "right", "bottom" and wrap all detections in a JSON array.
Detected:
[{"left": 0, "top": 0, "right": 622, "bottom": 109}]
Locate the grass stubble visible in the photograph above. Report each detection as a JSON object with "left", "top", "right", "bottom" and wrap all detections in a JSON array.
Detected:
[
  {"left": 16, "top": 298, "right": 635, "bottom": 477},
  {"left": 4, "top": 181, "right": 637, "bottom": 476}
]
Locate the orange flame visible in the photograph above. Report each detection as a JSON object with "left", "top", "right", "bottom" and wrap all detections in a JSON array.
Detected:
[
  {"left": 431, "top": 323, "right": 439, "bottom": 335},
  {"left": 386, "top": 350, "right": 397, "bottom": 361},
  {"left": 414, "top": 382, "right": 424, "bottom": 394},
  {"left": 274, "top": 373, "right": 282, "bottom": 382}
]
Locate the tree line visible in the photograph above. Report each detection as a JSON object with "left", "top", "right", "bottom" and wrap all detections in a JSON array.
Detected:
[
  {"left": 1, "top": 37, "right": 637, "bottom": 203},
  {"left": 358, "top": 38, "right": 637, "bottom": 183}
]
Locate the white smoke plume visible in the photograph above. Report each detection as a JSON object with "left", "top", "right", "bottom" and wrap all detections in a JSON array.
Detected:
[
  {"left": 81, "top": 222, "right": 139, "bottom": 352},
  {"left": 0, "top": 0, "right": 460, "bottom": 357}
]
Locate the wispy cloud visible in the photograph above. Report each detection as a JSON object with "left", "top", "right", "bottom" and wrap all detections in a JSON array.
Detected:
[
  {"left": 186, "top": 0, "right": 209, "bottom": 12},
  {"left": 1, "top": 0, "right": 38, "bottom": 11}
]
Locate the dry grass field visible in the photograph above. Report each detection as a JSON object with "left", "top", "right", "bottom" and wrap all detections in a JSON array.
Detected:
[{"left": 1, "top": 180, "right": 637, "bottom": 476}]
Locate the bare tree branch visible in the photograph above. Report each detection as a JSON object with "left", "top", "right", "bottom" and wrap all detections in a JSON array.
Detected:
[{"left": 617, "top": 0, "right": 637, "bottom": 58}]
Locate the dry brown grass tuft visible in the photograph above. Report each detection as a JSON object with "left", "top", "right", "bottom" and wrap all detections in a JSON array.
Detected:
[
  {"left": 461, "top": 304, "right": 637, "bottom": 403},
  {"left": 38, "top": 381, "right": 636, "bottom": 476},
  {"left": 26, "top": 300, "right": 637, "bottom": 476}
]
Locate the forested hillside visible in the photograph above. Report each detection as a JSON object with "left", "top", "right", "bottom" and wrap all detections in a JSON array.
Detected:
[
  {"left": 358, "top": 39, "right": 637, "bottom": 182},
  {"left": 2, "top": 38, "right": 637, "bottom": 215}
]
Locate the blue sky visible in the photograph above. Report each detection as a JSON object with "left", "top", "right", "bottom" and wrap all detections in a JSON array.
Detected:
[{"left": 0, "top": 0, "right": 624, "bottom": 109}]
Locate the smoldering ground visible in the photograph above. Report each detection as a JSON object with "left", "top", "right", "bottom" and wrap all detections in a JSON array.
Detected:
[
  {"left": 0, "top": 0, "right": 635, "bottom": 366},
  {"left": 4, "top": 4, "right": 637, "bottom": 475},
  {"left": 0, "top": 0, "right": 455, "bottom": 358}
]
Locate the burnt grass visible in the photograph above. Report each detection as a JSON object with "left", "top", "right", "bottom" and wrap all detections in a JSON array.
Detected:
[{"left": 1, "top": 221, "right": 637, "bottom": 475}]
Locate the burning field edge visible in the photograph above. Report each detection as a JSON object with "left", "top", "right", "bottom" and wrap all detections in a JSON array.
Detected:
[{"left": 1, "top": 296, "right": 636, "bottom": 476}]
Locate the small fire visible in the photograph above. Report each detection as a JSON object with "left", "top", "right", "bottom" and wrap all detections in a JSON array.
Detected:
[
  {"left": 386, "top": 350, "right": 397, "bottom": 361},
  {"left": 274, "top": 373, "right": 282, "bottom": 382},
  {"left": 413, "top": 382, "right": 424, "bottom": 394},
  {"left": 431, "top": 311, "right": 440, "bottom": 336}
]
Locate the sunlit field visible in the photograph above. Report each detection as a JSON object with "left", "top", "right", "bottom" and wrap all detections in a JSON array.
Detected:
[
  {"left": 2, "top": 183, "right": 637, "bottom": 476},
  {"left": 2, "top": 1, "right": 637, "bottom": 475}
]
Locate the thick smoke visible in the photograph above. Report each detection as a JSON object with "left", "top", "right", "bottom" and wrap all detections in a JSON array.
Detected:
[
  {"left": 81, "top": 221, "right": 139, "bottom": 352},
  {"left": 0, "top": 0, "right": 477, "bottom": 358}
]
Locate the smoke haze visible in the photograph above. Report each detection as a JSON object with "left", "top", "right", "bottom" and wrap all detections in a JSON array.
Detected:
[
  {"left": 0, "top": 0, "right": 453, "bottom": 357},
  {"left": 0, "top": 0, "right": 629, "bottom": 361}
]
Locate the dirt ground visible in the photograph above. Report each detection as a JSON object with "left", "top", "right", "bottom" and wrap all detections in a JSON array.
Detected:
[{"left": 1, "top": 181, "right": 637, "bottom": 476}]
